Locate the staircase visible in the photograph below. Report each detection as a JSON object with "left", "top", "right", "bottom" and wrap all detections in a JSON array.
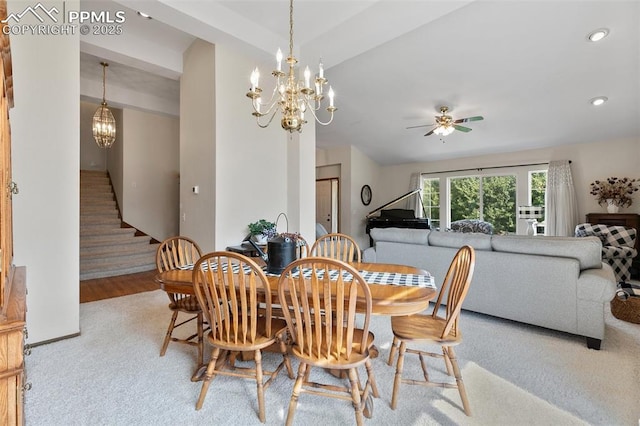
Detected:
[{"left": 80, "top": 170, "right": 159, "bottom": 280}]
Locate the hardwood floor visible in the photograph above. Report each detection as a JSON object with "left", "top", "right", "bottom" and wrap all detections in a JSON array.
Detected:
[{"left": 80, "top": 270, "right": 159, "bottom": 303}]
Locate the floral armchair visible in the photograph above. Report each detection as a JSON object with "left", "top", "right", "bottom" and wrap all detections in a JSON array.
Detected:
[{"left": 575, "top": 223, "right": 637, "bottom": 283}]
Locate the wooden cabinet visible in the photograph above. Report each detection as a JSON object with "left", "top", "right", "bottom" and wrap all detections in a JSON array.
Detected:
[
  {"left": 586, "top": 212, "right": 640, "bottom": 278},
  {"left": 0, "top": 267, "right": 26, "bottom": 425},
  {"left": 0, "top": 2, "right": 26, "bottom": 424}
]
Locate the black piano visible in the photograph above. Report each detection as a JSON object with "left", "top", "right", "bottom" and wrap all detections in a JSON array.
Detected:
[{"left": 365, "top": 188, "right": 430, "bottom": 246}]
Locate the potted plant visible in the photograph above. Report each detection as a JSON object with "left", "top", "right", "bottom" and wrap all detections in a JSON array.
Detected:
[
  {"left": 248, "top": 219, "right": 277, "bottom": 244},
  {"left": 590, "top": 177, "right": 640, "bottom": 213}
]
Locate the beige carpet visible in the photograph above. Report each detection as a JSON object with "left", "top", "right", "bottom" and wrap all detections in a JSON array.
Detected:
[{"left": 24, "top": 290, "right": 639, "bottom": 425}]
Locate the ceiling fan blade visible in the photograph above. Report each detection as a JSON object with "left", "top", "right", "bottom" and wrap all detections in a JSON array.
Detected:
[
  {"left": 454, "top": 116, "right": 484, "bottom": 123},
  {"left": 453, "top": 124, "right": 472, "bottom": 133},
  {"left": 424, "top": 128, "right": 437, "bottom": 136},
  {"left": 406, "top": 123, "right": 435, "bottom": 129}
]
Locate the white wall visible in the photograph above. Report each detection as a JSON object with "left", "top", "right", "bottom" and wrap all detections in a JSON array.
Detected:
[
  {"left": 213, "top": 43, "right": 286, "bottom": 248},
  {"left": 122, "top": 108, "right": 180, "bottom": 241},
  {"left": 316, "top": 145, "right": 379, "bottom": 248},
  {"left": 180, "top": 40, "right": 216, "bottom": 251},
  {"left": 9, "top": 0, "right": 80, "bottom": 343}
]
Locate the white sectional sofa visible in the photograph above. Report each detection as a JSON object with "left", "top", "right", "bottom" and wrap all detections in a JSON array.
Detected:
[{"left": 362, "top": 227, "right": 617, "bottom": 349}]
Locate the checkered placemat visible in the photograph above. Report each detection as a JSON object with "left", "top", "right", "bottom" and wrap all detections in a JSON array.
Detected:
[
  {"left": 179, "top": 263, "right": 435, "bottom": 289},
  {"left": 275, "top": 268, "right": 434, "bottom": 288}
]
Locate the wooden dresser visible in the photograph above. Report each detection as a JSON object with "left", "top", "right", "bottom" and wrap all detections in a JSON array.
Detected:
[{"left": 0, "top": 2, "right": 27, "bottom": 424}]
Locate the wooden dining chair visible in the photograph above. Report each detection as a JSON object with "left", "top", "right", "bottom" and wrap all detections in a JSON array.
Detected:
[
  {"left": 192, "top": 251, "right": 294, "bottom": 422},
  {"left": 278, "top": 257, "right": 377, "bottom": 426},
  {"left": 387, "top": 245, "right": 475, "bottom": 415},
  {"left": 295, "top": 235, "right": 309, "bottom": 259},
  {"left": 311, "top": 232, "right": 362, "bottom": 263},
  {"left": 156, "top": 236, "right": 204, "bottom": 367}
]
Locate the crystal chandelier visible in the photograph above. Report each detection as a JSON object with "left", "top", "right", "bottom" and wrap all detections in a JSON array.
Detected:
[
  {"left": 92, "top": 62, "right": 116, "bottom": 148},
  {"left": 246, "top": 0, "right": 336, "bottom": 133}
]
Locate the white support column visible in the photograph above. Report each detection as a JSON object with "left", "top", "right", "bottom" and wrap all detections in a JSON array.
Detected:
[{"left": 287, "top": 122, "right": 316, "bottom": 243}]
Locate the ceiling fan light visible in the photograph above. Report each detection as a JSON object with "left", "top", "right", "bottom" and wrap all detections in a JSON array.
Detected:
[{"left": 434, "top": 125, "right": 454, "bottom": 136}]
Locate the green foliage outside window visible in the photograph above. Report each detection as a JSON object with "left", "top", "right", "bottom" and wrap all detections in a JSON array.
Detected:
[
  {"left": 423, "top": 171, "right": 540, "bottom": 234},
  {"left": 531, "top": 171, "right": 547, "bottom": 207},
  {"left": 450, "top": 175, "right": 516, "bottom": 234},
  {"left": 482, "top": 175, "right": 516, "bottom": 233}
]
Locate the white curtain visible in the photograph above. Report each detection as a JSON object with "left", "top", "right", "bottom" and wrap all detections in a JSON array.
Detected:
[
  {"left": 546, "top": 160, "right": 579, "bottom": 236},
  {"left": 406, "top": 172, "right": 424, "bottom": 218}
]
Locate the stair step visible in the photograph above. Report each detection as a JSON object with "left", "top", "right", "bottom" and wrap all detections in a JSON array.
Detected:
[
  {"left": 81, "top": 226, "right": 136, "bottom": 238},
  {"left": 81, "top": 192, "right": 114, "bottom": 199},
  {"left": 80, "top": 216, "right": 121, "bottom": 226},
  {"left": 80, "top": 209, "right": 119, "bottom": 218},
  {"left": 80, "top": 169, "right": 159, "bottom": 280},
  {"left": 80, "top": 255, "right": 156, "bottom": 273},
  {"left": 80, "top": 263, "right": 157, "bottom": 281},
  {"left": 81, "top": 200, "right": 117, "bottom": 208},
  {"left": 80, "top": 234, "right": 151, "bottom": 247},
  {"left": 80, "top": 244, "right": 156, "bottom": 267}
]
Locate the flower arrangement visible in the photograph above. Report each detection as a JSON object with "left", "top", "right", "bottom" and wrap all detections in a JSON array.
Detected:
[{"left": 589, "top": 177, "right": 639, "bottom": 208}]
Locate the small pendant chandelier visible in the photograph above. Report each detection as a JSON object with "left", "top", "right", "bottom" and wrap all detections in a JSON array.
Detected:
[
  {"left": 92, "top": 62, "right": 116, "bottom": 148},
  {"left": 246, "top": 0, "right": 337, "bottom": 133}
]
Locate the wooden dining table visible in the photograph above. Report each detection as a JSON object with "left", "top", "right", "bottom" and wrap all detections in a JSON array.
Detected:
[
  {"left": 154, "top": 261, "right": 437, "bottom": 380},
  {"left": 155, "top": 261, "right": 436, "bottom": 316}
]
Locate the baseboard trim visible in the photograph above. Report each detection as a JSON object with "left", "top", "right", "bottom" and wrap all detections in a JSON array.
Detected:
[{"left": 30, "top": 331, "right": 81, "bottom": 347}]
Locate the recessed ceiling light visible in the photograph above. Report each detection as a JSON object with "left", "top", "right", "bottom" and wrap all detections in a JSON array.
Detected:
[
  {"left": 589, "top": 96, "right": 608, "bottom": 106},
  {"left": 587, "top": 28, "right": 609, "bottom": 42},
  {"left": 137, "top": 11, "right": 152, "bottom": 19}
]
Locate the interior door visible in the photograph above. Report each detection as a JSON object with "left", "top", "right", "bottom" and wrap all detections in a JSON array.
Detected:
[{"left": 316, "top": 179, "right": 338, "bottom": 233}]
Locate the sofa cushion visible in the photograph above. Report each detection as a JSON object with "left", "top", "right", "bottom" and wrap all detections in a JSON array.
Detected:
[
  {"left": 491, "top": 235, "right": 602, "bottom": 270},
  {"left": 370, "top": 227, "right": 430, "bottom": 245},
  {"left": 428, "top": 230, "right": 493, "bottom": 251}
]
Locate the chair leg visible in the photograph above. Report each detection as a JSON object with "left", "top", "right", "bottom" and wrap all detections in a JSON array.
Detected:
[
  {"left": 160, "top": 311, "right": 179, "bottom": 356},
  {"left": 278, "top": 332, "right": 294, "bottom": 379},
  {"left": 442, "top": 346, "right": 454, "bottom": 376},
  {"left": 388, "top": 336, "right": 399, "bottom": 366},
  {"left": 196, "top": 347, "right": 220, "bottom": 410},
  {"left": 445, "top": 346, "right": 471, "bottom": 416},
  {"left": 196, "top": 312, "right": 204, "bottom": 366},
  {"left": 364, "top": 359, "right": 379, "bottom": 398},
  {"left": 285, "top": 362, "right": 307, "bottom": 426},
  {"left": 255, "top": 349, "right": 266, "bottom": 423},
  {"left": 348, "top": 368, "right": 364, "bottom": 426},
  {"left": 390, "top": 340, "right": 407, "bottom": 410}
]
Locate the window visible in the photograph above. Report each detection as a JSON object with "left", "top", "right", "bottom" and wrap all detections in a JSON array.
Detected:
[
  {"left": 529, "top": 170, "right": 547, "bottom": 234},
  {"left": 422, "top": 177, "right": 440, "bottom": 229},
  {"left": 530, "top": 170, "right": 547, "bottom": 206},
  {"left": 450, "top": 175, "right": 516, "bottom": 234},
  {"left": 421, "top": 166, "right": 544, "bottom": 235}
]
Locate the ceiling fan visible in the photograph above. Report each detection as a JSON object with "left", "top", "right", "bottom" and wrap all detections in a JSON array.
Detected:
[{"left": 407, "top": 106, "right": 484, "bottom": 137}]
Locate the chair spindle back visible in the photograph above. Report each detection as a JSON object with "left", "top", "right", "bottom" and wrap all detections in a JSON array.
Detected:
[
  {"left": 278, "top": 257, "right": 371, "bottom": 361},
  {"left": 193, "top": 252, "right": 272, "bottom": 345}
]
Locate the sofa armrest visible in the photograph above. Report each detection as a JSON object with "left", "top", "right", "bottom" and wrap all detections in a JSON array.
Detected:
[
  {"left": 577, "top": 263, "right": 616, "bottom": 303},
  {"left": 362, "top": 247, "right": 377, "bottom": 263}
]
